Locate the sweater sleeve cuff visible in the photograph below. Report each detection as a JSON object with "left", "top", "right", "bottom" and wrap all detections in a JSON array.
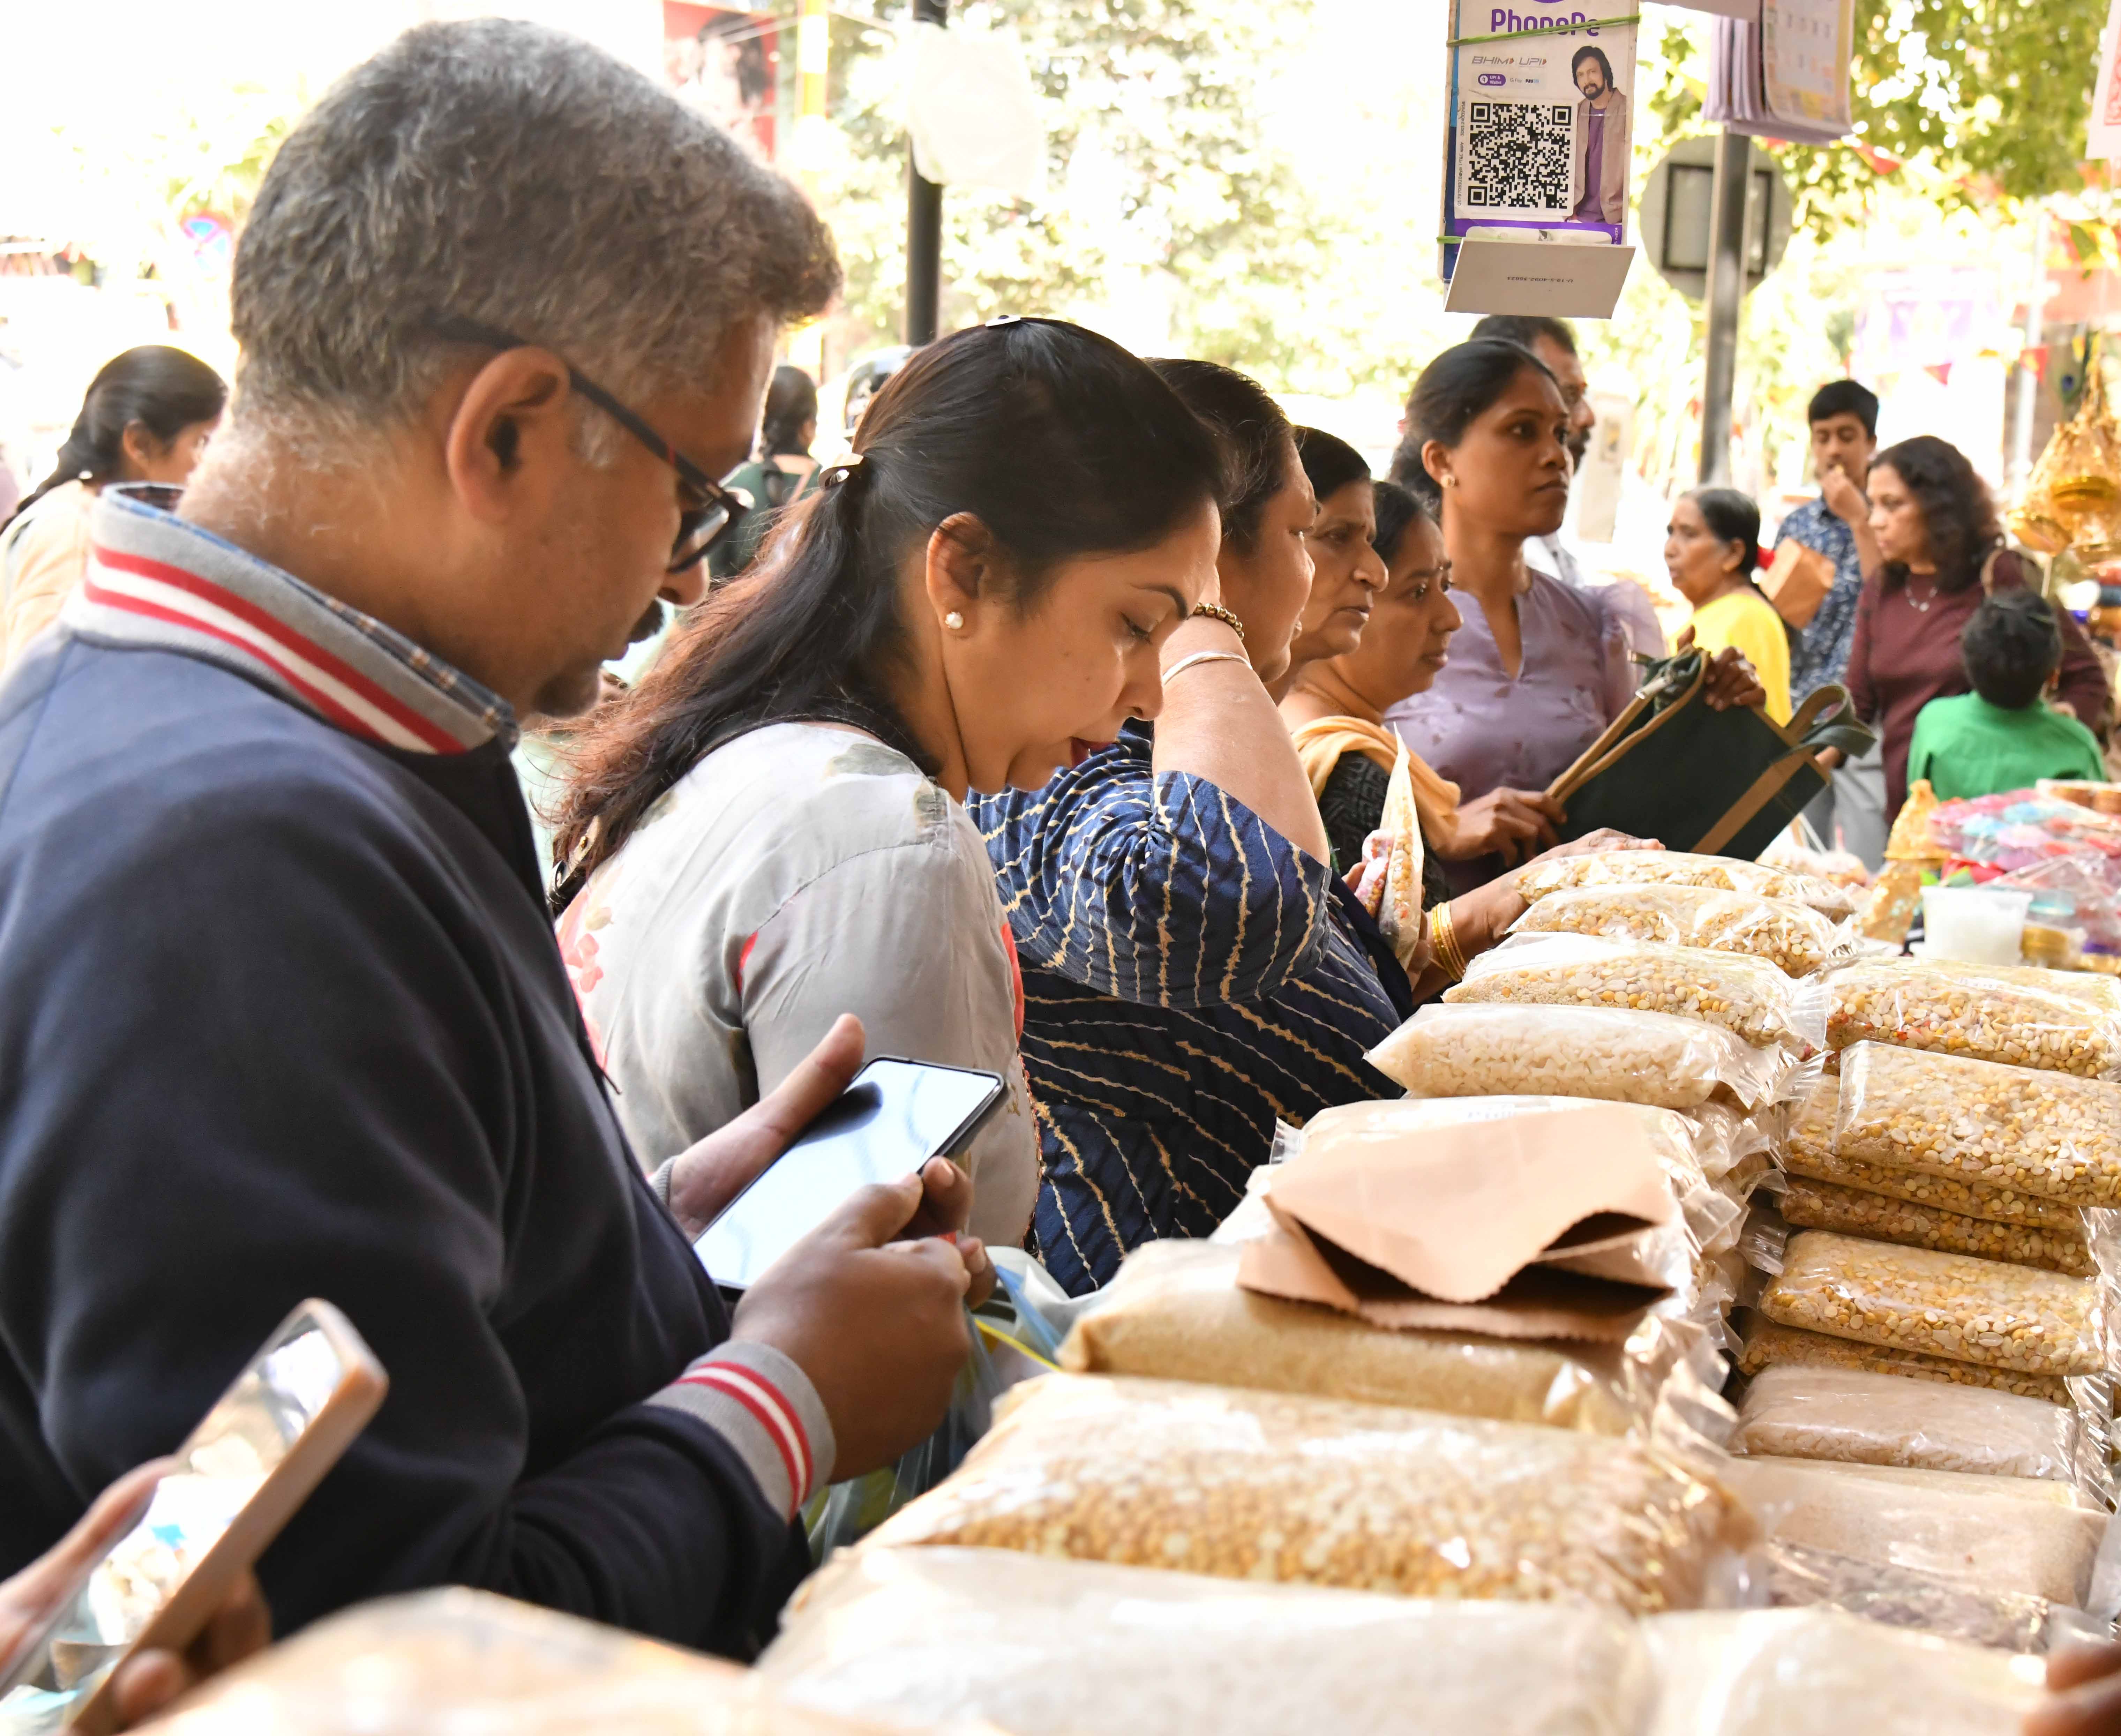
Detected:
[
  {"left": 650, "top": 1158, "right": 676, "bottom": 1210},
  {"left": 645, "top": 1340, "right": 836, "bottom": 1518}
]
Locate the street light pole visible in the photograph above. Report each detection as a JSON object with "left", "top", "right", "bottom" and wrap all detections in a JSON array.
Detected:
[
  {"left": 1698, "top": 126, "right": 1748, "bottom": 485},
  {"left": 905, "top": 0, "right": 947, "bottom": 347}
]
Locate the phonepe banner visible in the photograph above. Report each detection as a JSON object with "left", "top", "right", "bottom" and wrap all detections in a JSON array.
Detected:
[{"left": 1438, "top": 0, "right": 1639, "bottom": 315}]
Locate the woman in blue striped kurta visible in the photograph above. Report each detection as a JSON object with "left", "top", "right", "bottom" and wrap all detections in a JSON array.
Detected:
[{"left": 972, "top": 362, "right": 1408, "bottom": 1295}]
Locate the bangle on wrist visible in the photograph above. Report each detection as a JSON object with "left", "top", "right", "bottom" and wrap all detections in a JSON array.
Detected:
[
  {"left": 1428, "top": 900, "right": 1471, "bottom": 983},
  {"left": 1189, "top": 601, "right": 1246, "bottom": 641},
  {"left": 1162, "top": 649, "right": 1253, "bottom": 683}
]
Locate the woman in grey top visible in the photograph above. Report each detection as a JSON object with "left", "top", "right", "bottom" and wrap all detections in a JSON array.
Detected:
[{"left": 550, "top": 319, "right": 1224, "bottom": 1248}]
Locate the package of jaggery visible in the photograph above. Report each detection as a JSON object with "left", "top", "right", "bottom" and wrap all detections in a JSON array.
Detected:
[{"left": 865, "top": 1374, "right": 1756, "bottom": 1615}]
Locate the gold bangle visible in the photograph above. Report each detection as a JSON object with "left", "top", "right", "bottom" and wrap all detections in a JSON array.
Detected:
[
  {"left": 1429, "top": 901, "right": 1470, "bottom": 983},
  {"left": 1189, "top": 601, "right": 1247, "bottom": 641}
]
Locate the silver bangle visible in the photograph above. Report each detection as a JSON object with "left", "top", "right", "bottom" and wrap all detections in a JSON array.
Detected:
[{"left": 1162, "top": 649, "right": 1253, "bottom": 683}]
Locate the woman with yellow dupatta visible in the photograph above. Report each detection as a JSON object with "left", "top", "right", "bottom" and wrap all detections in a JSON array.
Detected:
[{"left": 1282, "top": 480, "right": 1654, "bottom": 996}]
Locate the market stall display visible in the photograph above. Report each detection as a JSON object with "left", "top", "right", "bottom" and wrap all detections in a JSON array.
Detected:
[{"left": 1823, "top": 959, "right": 2121, "bottom": 1078}]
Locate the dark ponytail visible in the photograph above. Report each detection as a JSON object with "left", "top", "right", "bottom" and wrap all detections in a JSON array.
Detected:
[
  {"left": 1387, "top": 338, "right": 1556, "bottom": 511},
  {"left": 1684, "top": 486, "right": 1799, "bottom": 659},
  {"left": 556, "top": 318, "right": 1224, "bottom": 883},
  {"left": 1149, "top": 359, "right": 1293, "bottom": 552},
  {"left": 8, "top": 346, "right": 226, "bottom": 527}
]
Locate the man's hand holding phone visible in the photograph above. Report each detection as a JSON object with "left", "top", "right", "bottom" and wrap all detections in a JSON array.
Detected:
[{"left": 730, "top": 1167, "right": 989, "bottom": 1477}]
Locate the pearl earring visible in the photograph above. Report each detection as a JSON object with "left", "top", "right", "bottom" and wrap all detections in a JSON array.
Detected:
[{"left": 944, "top": 611, "right": 966, "bottom": 630}]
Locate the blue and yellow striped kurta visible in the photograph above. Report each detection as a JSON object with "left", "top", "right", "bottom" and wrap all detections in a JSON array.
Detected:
[{"left": 970, "top": 726, "right": 1401, "bottom": 1294}]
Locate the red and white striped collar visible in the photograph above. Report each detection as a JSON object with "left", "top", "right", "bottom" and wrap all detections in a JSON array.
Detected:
[{"left": 63, "top": 486, "right": 515, "bottom": 756}]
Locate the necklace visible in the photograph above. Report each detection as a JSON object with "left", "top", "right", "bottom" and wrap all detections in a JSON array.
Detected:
[{"left": 1905, "top": 577, "right": 1938, "bottom": 614}]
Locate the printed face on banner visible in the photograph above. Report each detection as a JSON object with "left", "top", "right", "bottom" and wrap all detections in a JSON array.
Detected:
[{"left": 1441, "top": 0, "right": 1638, "bottom": 276}]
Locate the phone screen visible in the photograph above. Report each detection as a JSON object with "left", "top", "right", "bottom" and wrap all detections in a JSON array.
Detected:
[
  {"left": 0, "top": 1313, "right": 353, "bottom": 1734},
  {"left": 694, "top": 1057, "right": 1003, "bottom": 1292}
]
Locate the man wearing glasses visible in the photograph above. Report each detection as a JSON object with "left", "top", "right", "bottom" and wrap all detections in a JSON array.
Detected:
[{"left": 0, "top": 21, "right": 984, "bottom": 1659}]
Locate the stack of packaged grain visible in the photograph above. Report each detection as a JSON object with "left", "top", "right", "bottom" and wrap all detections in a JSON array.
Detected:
[{"left": 1727, "top": 954, "right": 2121, "bottom": 1643}]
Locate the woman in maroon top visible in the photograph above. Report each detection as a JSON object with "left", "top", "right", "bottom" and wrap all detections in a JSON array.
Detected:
[{"left": 1841, "top": 435, "right": 2108, "bottom": 822}]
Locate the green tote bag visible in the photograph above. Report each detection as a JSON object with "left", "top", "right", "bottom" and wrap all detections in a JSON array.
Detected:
[{"left": 1545, "top": 651, "right": 1876, "bottom": 861}]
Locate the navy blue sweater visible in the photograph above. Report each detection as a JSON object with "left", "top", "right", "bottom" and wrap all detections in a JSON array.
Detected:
[{"left": 0, "top": 495, "right": 816, "bottom": 1653}]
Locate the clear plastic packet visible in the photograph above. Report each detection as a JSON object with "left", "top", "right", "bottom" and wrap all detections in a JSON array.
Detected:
[
  {"left": 1786, "top": 1073, "right": 2091, "bottom": 1230},
  {"left": 1447, "top": 934, "right": 1827, "bottom": 1058},
  {"left": 1778, "top": 1175, "right": 2095, "bottom": 1276},
  {"left": 1516, "top": 848, "right": 1861, "bottom": 920},
  {"left": 1721, "top": 1452, "right": 2107, "bottom": 1606},
  {"left": 1730, "top": 1364, "right": 2096, "bottom": 1487},
  {"left": 143, "top": 1587, "right": 882, "bottom": 1736},
  {"left": 1923, "top": 957, "right": 2121, "bottom": 1012},
  {"left": 763, "top": 1547, "right": 1656, "bottom": 1736},
  {"left": 1743, "top": 1454, "right": 2101, "bottom": 1507},
  {"left": 1736, "top": 1315, "right": 2073, "bottom": 1404},
  {"left": 1513, "top": 883, "right": 1856, "bottom": 979},
  {"left": 865, "top": 1373, "right": 1758, "bottom": 1615},
  {"left": 1645, "top": 1609, "right": 2048, "bottom": 1733},
  {"left": 1757, "top": 1230, "right": 2105, "bottom": 1377},
  {"left": 1753, "top": 1545, "right": 2085, "bottom": 1654},
  {"left": 1824, "top": 958, "right": 2121, "bottom": 1080},
  {"left": 1836, "top": 1040, "right": 2121, "bottom": 1207},
  {"left": 1057, "top": 1237, "right": 1657, "bottom": 1432},
  {"left": 1366, "top": 1001, "right": 1788, "bottom": 1112}
]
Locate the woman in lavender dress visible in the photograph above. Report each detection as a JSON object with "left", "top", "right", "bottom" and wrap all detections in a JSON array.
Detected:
[{"left": 1385, "top": 339, "right": 1762, "bottom": 888}]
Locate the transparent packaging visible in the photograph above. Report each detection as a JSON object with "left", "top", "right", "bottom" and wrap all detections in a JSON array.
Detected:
[
  {"left": 1643, "top": 1609, "right": 2048, "bottom": 1729},
  {"left": 1514, "top": 883, "right": 1856, "bottom": 979},
  {"left": 1759, "top": 1543, "right": 2080, "bottom": 1653},
  {"left": 1786, "top": 1072, "right": 2089, "bottom": 1230},
  {"left": 1757, "top": 1230, "right": 2104, "bottom": 1377},
  {"left": 763, "top": 1547, "right": 1655, "bottom": 1736},
  {"left": 1735, "top": 1316, "right": 2071, "bottom": 1404},
  {"left": 1057, "top": 1238, "right": 1656, "bottom": 1431},
  {"left": 1515, "top": 847, "right": 1860, "bottom": 919},
  {"left": 866, "top": 1373, "right": 1756, "bottom": 1615},
  {"left": 1721, "top": 1452, "right": 2106, "bottom": 1606},
  {"left": 1367, "top": 1001, "right": 1786, "bottom": 1112},
  {"left": 1730, "top": 1364, "right": 2092, "bottom": 1486},
  {"left": 1836, "top": 1040, "right": 2121, "bottom": 1207},
  {"left": 1778, "top": 1175, "right": 2094, "bottom": 1275},
  {"left": 1447, "top": 934, "right": 1827, "bottom": 1058},
  {"left": 1824, "top": 959, "right": 2121, "bottom": 1080}
]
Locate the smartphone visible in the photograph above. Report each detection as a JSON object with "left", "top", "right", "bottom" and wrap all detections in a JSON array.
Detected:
[
  {"left": 0, "top": 1300, "right": 386, "bottom": 1736},
  {"left": 694, "top": 1056, "right": 1005, "bottom": 1292}
]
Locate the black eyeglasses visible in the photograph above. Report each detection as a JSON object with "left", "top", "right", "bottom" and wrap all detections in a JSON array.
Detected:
[{"left": 429, "top": 315, "right": 748, "bottom": 573}]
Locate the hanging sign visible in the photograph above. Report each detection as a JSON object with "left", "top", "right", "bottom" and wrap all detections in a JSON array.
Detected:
[{"left": 2091, "top": 0, "right": 2121, "bottom": 161}]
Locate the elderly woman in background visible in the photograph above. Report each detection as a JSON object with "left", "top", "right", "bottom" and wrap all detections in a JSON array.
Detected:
[
  {"left": 971, "top": 360, "right": 1413, "bottom": 1296},
  {"left": 1664, "top": 486, "right": 1794, "bottom": 724},
  {"left": 1272, "top": 426, "right": 1385, "bottom": 698},
  {"left": 1281, "top": 480, "right": 1652, "bottom": 1003}
]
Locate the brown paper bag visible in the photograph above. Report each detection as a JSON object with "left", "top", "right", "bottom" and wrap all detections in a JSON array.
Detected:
[
  {"left": 1762, "top": 540, "right": 1837, "bottom": 629},
  {"left": 1237, "top": 1100, "right": 1682, "bottom": 1342}
]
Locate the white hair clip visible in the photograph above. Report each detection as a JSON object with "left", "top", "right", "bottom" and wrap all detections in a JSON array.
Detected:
[
  {"left": 984, "top": 314, "right": 1022, "bottom": 328},
  {"left": 823, "top": 452, "right": 867, "bottom": 487}
]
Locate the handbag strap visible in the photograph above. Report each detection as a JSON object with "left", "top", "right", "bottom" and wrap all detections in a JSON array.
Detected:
[{"left": 1546, "top": 653, "right": 1707, "bottom": 805}]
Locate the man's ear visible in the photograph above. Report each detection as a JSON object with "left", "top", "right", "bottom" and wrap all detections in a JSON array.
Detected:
[{"left": 439, "top": 349, "right": 574, "bottom": 528}]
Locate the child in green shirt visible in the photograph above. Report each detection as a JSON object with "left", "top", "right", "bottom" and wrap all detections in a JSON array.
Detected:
[{"left": 1907, "top": 591, "right": 2108, "bottom": 801}]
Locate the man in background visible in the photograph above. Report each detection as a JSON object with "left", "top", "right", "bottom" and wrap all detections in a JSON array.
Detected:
[
  {"left": 1467, "top": 313, "right": 1665, "bottom": 662},
  {"left": 1568, "top": 47, "right": 1629, "bottom": 229},
  {"left": 1775, "top": 379, "right": 1888, "bottom": 864}
]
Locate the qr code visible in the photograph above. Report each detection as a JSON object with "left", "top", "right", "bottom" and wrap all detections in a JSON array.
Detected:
[{"left": 1460, "top": 100, "right": 1575, "bottom": 219}]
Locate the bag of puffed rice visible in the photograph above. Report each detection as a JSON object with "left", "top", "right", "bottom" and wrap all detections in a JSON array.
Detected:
[
  {"left": 1778, "top": 1174, "right": 2093, "bottom": 1275},
  {"left": 1784, "top": 1073, "right": 2092, "bottom": 1230},
  {"left": 763, "top": 1547, "right": 1656, "bottom": 1736},
  {"left": 1730, "top": 1364, "right": 2093, "bottom": 1487},
  {"left": 1835, "top": 1040, "right": 2121, "bottom": 1207},
  {"left": 1367, "top": 1002, "right": 1788, "bottom": 1112},
  {"left": 1823, "top": 959, "right": 2121, "bottom": 1080},
  {"left": 1756, "top": 1230, "right": 2105, "bottom": 1377},
  {"left": 1446, "top": 934, "right": 1826, "bottom": 1058},
  {"left": 1735, "top": 1316, "right": 2071, "bottom": 1404},
  {"left": 1513, "top": 883, "right": 1856, "bottom": 979},
  {"left": 1516, "top": 848, "right": 1860, "bottom": 920},
  {"left": 1058, "top": 1237, "right": 1681, "bottom": 1432},
  {"left": 864, "top": 1374, "right": 1756, "bottom": 1615}
]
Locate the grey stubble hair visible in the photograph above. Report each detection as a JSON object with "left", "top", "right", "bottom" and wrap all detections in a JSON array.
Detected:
[{"left": 228, "top": 18, "right": 841, "bottom": 455}]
